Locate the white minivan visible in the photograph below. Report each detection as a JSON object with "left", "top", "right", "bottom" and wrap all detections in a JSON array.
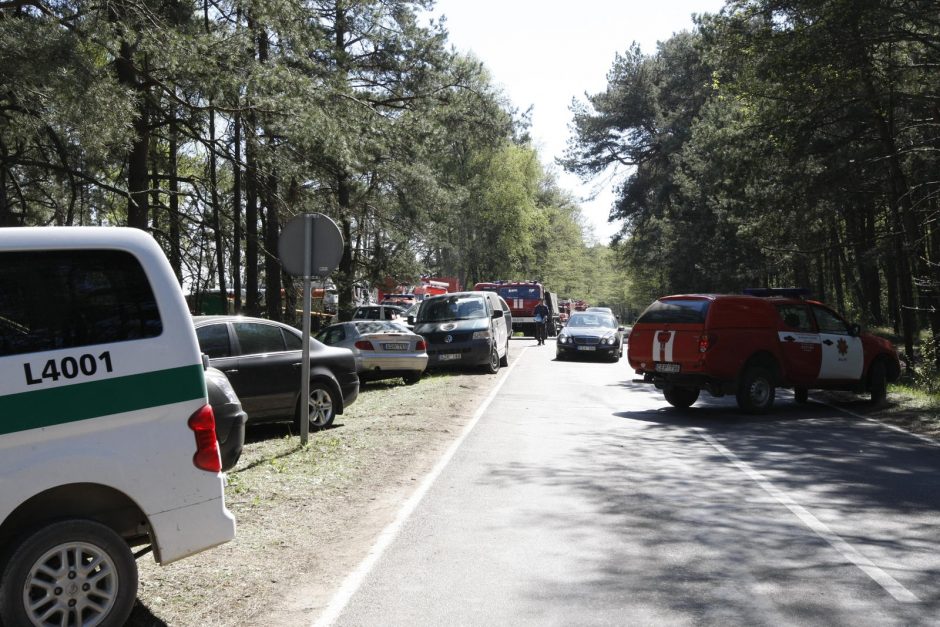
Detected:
[{"left": 0, "top": 227, "right": 236, "bottom": 626}]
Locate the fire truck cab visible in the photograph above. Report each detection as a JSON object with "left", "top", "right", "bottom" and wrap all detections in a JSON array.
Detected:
[{"left": 474, "top": 281, "right": 559, "bottom": 337}]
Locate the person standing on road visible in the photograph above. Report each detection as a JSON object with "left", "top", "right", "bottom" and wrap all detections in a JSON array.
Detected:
[{"left": 533, "top": 298, "right": 550, "bottom": 345}]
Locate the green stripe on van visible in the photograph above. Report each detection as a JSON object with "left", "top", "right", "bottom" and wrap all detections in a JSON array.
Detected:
[{"left": 0, "top": 365, "right": 206, "bottom": 436}]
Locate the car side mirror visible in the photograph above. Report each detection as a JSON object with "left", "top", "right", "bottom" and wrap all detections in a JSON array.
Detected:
[
  {"left": 201, "top": 353, "right": 210, "bottom": 370},
  {"left": 407, "top": 315, "right": 415, "bottom": 325},
  {"left": 849, "top": 323, "right": 861, "bottom": 337},
  {"left": 493, "top": 309, "right": 504, "bottom": 318},
  {"left": 619, "top": 326, "right": 625, "bottom": 332}
]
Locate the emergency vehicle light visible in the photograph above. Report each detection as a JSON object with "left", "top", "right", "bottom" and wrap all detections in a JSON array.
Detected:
[{"left": 742, "top": 287, "right": 810, "bottom": 298}]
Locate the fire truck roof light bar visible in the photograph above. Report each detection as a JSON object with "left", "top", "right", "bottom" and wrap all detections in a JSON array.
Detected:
[{"left": 742, "top": 287, "right": 810, "bottom": 298}]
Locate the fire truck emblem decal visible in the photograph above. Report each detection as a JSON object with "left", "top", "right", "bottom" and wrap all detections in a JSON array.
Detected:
[{"left": 837, "top": 338, "right": 848, "bottom": 356}]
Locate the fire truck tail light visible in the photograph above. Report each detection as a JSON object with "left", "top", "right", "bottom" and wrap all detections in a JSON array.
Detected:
[{"left": 699, "top": 333, "right": 717, "bottom": 353}]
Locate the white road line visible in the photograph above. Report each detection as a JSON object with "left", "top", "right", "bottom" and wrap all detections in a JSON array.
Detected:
[
  {"left": 816, "top": 399, "right": 940, "bottom": 448},
  {"left": 698, "top": 431, "right": 920, "bottom": 604},
  {"left": 312, "top": 347, "right": 527, "bottom": 627}
]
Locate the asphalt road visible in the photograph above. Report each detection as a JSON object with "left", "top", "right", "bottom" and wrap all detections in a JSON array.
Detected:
[{"left": 323, "top": 337, "right": 940, "bottom": 626}]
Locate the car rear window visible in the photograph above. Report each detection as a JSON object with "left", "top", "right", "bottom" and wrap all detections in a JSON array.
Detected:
[
  {"left": 0, "top": 249, "right": 162, "bottom": 357},
  {"left": 636, "top": 299, "right": 710, "bottom": 324}
]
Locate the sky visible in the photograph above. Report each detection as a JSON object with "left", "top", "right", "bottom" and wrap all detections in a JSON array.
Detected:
[{"left": 428, "top": 0, "right": 727, "bottom": 243}]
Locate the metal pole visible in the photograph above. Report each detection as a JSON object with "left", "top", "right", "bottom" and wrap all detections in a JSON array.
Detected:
[{"left": 300, "top": 216, "right": 313, "bottom": 445}]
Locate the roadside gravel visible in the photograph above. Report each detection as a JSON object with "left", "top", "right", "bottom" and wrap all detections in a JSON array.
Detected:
[{"left": 128, "top": 366, "right": 505, "bottom": 626}]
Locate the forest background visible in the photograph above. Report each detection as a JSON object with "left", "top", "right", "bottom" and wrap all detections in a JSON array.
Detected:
[{"left": 1, "top": 0, "right": 938, "bottom": 384}]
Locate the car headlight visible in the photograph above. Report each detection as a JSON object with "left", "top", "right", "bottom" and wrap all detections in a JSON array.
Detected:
[
  {"left": 602, "top": 335, "right": 617, "bottom": 345},
  {"left": 558, "top": 335, "right": 570, "bottom": 344},
  {"left": 472, "top": 330, "right": 491, "bottom": 340}
]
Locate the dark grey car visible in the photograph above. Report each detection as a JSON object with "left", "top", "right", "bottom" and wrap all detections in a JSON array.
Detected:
[
  {"left": 204, "top": 366, "right": 246, "bottom": 471},
  {"left": 194, "top": 316, "right": 359, "bottom": 430},
  {"left": 414, "top": 291, "right": 511, "bottom": 373}
]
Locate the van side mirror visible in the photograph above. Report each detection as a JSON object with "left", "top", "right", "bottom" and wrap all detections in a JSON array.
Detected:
[
  {"left": 201, "top": 353, "right": 210, "bottom": 370},
  {"left": 493, "top": 309, "right": 504, "bottom": 318}
]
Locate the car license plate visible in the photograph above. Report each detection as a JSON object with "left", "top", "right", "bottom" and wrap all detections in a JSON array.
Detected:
[
  {"left": 577, "top": 345, "right": 596, "bottom": 351},
  {"left": 383, "top": 343, "right": 409, "bottom": 351},
  {"left": 438, "top": 353, "right": 461, "bottom": 361},
  {"left": 655, "top": 362, "right": 680, "bottom": 373}
]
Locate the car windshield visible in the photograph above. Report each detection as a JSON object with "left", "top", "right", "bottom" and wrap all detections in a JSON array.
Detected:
[
  {"left": 637, "top": 299, "right": 710, "bottom": 324},
  {"left": 567, "top": 313, "right": 616, "bottom": 328},
  {"left": 419, "top": 296, "right": 487, "bottom": 322}
]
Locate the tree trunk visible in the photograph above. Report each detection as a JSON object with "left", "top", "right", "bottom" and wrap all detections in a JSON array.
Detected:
[
  {"left": 168, "top": 112, "right": 182, "bottom": 284},
  {"left": 232, "top": 111, "right": 243, "bottom": 313},
  {"left": 264, "top": 173, "right": 281, "bottom": 320},
  {"left": 116, "top": 40, "right": 150, "bottom": 230},
  {"left": 209, "top": 103, "right": 227, "bottom": 313}
]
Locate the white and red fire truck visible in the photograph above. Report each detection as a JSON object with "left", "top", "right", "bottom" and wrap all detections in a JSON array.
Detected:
[{"left": 473, "top": 280, "right": 559, "bottom": 337}]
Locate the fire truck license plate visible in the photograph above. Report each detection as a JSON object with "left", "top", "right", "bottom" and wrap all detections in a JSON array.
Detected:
[
  {"left": 383, "top": 343, "right": 408, "bottom": 351},
  {"left": 655, "top": 362, "right": 680, "bottom": 373}
]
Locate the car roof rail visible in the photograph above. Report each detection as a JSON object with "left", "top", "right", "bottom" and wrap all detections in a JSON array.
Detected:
[{"left": 742, "top": 287, "right": 810, "bottom": 298}]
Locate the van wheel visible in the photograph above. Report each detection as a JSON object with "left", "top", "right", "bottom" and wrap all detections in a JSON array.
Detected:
[
  {"left": 0, "top": 520, "right": 137, "bottom": 627},
  {"left": 737, "top": 365, "right": 775, "bottom": 414},
  {"left": 499, "top": 340, "right": 509, "bottom": 367},
  {"left": 794, "top": 387, "right": 809, "bottom": 403},
  {"left": 664, "top": 386, "right": 699, "bottom": 408},
  {"left": 484, "top": 344, "right": 500, "bottom": 374},
  {"left": 869, "top": 360, "right": 888, "bottom": 405},
  {"left": 296, "top": 381, "right": 336, "bottom": 430}
]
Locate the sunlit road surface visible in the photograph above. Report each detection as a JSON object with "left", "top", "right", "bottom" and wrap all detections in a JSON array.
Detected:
[{"left": 326, "top": 337, "right": 940, "bottom": 626}]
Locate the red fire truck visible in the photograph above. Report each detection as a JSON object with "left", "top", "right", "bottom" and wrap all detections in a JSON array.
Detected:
[{"left": 473, "top": 280, "right": 559, "bottom": 337}]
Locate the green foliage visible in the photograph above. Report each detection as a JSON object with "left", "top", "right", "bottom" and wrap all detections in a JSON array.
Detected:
[{"left": 565, "top": 0, "right": 940, "bottom": 370}]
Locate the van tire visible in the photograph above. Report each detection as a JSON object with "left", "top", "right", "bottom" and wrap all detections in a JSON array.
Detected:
[
  {"left": 737, "top": 365, "right": 775, "bottom": 414},
  {"left": 484, "top": 344, "right": 500, "bottom": 374},
  {"left": 500, "top": 339, "right": 509, "bottom": 367},
  {"left": 869, "top": 360, "right": 888, "bottom": 406},
  {"left": 664, "top": 386, "right": 699, "bottom": 408},
  {"left": 296, "top": 381, "right": 336, "bottom": 430},
  {"left": 0, "top": 519, "right": 137, "bottom": 627},
  {"left": 794, "top": 387, "right": 809, "bottom": 403}
]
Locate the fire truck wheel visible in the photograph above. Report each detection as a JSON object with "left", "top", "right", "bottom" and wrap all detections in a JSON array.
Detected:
[
  {"left": 869, "top": 360, "right": 888, "bottom": 405},
  {"left": 736, "top": 365, "right": 776, "bottom": 414},
  {"left": 664, "top": 386, "right": 699, "bottom": 409}
]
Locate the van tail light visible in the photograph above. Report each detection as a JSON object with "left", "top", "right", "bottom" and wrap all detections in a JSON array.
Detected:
[
  {"left": 699, "top": 333, "right": 717, "bottom": 353},
  {"left": 354, "top": 340, "right": 375, "bottom": 350},
  {"left": 415, "top": 339, "right": 427, "bottom": 351},
  {"left": 188, "top": 404, "right": 222, "bottom": 473}
]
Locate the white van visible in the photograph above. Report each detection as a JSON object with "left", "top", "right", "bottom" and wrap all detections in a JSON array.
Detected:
[{"left": 0, "top": 227, "right": 236, "bottom": 626}]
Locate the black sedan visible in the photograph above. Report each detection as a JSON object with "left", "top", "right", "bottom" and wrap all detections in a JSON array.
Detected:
[
  {"left": 194, "top": 316, "right": 359, "bottom": 430},
  {"left": 555, "top": 311, "right": 625, "bottom": 362}
]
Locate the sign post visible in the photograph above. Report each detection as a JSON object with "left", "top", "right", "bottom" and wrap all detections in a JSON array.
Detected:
[{"left": 278, "top": 213, "right": 344, "bottom": 445}]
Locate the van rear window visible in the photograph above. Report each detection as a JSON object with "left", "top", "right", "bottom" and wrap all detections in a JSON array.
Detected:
[
  {"left": 0, "top": 250, "right": 162, "bottom": 357},
  {"left": 637, "top": 299, "right": 710, "bottom": 324}
]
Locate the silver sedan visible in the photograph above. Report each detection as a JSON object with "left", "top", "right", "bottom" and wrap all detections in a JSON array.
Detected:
[{"left": 315, "top": 320, "right": 428, "bottom": 385}]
